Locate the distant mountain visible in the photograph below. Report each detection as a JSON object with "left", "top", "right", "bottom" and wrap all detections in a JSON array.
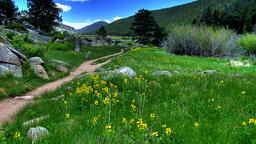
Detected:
[
  {"left": 77, "top": 21, "right": 109, "bottom": 34},
  {"left": 55, "top": 23, "right": 76, "bottom": 34},
  {"left": 105, "top": 0, "right": 228, "bottom": 35}
]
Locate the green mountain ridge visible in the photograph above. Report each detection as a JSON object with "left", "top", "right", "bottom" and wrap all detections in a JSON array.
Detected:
[{"left": 105, "top": 0, "right": 224, "bottom": 35}]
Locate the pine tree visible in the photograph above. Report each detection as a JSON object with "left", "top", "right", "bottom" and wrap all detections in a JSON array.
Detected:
[
  {"left": 27, "top": 0, "right": 62, "bottom": 32},
  {"left": 96, "top": 26, "right": 107, "bottom": 38},
  {"left": 0, "top": 0, "right": 18, "bottom": 24},
  {"left": 131, "top": 9, "right": 165, "bottom": 45}
]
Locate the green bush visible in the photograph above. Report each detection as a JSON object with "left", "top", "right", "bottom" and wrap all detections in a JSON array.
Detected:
[
  {"left": 10, "top": 34, "right": 47, "bottom": 58},
  {"left": 6, "top": 32, "right": 15, "bottom": 40},
  {"left": 162, "top": 25, "right": 242, "bottom": 57},
  {"left": 237, "top": 34, "right": 256, "bottom": 55},
  {"left": 5, "top": 23, "right": 27, "bottom": 32},
  {"left": 47, "top": 42, "right": 69, "bottom": 51}
]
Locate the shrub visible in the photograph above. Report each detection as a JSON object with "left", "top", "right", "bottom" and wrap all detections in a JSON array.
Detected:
[
  {"left": 162, "top": 25, "right": 243, "bottom": 57},
  {"left": 5, "top": 23, "right": 27, "bottom": 32},
  {"left": 10, "top": 34, "right": 46, "bottom": 58},
  {"left": 47, "top": 42, "right": 69, "bottom": 51},
  {"left": 6, "top": 32, "right": 15, "bottom": 40},
  {"left": 237, "top": 34, "right": 256, "bottom": 55}
]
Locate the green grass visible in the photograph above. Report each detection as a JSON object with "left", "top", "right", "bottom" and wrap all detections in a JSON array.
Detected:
[
  {"left": 2, "top": 47, "right": 256, "bottom": 143},
  {"left": 0, "top": 46, "right": 123, "bottom": 99}
]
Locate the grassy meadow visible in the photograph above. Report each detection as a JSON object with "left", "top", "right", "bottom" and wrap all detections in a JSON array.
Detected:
[{"left": 1, "top": 48, "right": 255, "bottom": 143}]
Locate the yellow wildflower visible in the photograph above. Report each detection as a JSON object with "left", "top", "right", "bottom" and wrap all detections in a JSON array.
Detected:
[
  {"left": 105, "top": 124, "right": 112, "bottom": 133},
  {"left": 14, "top": 131, "right": 20, "bottom": 139},
  {"left": 94, "top": 100, "right": 99, "bottom": 105},
  {"left": 166, "top": 128, "right": 172, "bottom": 135},
  {"left": 130, "top": 118, "right": 135, "bottom": 124},
  {"left": 150, "top": 113, "right": 156, "bottom": 119},
  {"left": 131, "top": 104, "right": 136, "bottom": 111},
  {"left": 162, "top": 124, "right": 167, "bottom": 128},
  {"left": 194, "top": 122, "right": 200, "bottom": 128},
  {"left": 103, "top": 97, "right": 110, "bottom": 105},
  {"left": 102, "top": 87, "right": 109, "bottom": 93},
  {"left": 122, "top": 117, "right": 127, "bottom": 124},
  {"left": 241, "top": 121, "right": 247, "bottom": 126},
  {"left": 110, "top": 83, "right": 114, "bottom": 87},
  {"left": 248, "top": 118, "right": 255, "bottom": 124},
  {"left": 65, "top": 113, "right": 70, "bottom": 119},
  {"left": 92, "top": 117, "right": 98, "bottom": 125},
  {"left": 101, "top": 80, "right": 107, "bottom": 85},
  {"left": 113, "top": 92, "right": 118, "bottom": 97},
  {"left": 151, "top": 131, "right": 159, "bottom": 137},
  {"left": 137, "top": 118, "right": 148, "bottom": 130}
]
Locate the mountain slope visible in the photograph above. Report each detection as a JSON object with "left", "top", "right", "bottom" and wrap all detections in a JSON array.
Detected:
[
  {"left": 77, "top": 21, "right": 109, "bottom": 34},
  {"left": 105, "top": 0, "right": 225, "bottom": 35}
]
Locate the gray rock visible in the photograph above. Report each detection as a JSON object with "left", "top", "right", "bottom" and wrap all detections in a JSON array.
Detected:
[
  {"left": 0, "top": 63, "right": 22, "bottom": 77},
  {"left": 153, "top": 71, "right": 172, "bottom": 77},
  {"left": 0, "top": 44, "right": 21, "bottom": 66},
  {"left": 56, "top": 65, "right": 68, "bottom": 73},
  {"left": 22, "top": 21, "right": 35, "bottom": 30},
  {"left": 30, "top": 65, "right": 49, "bottom": 80},
  {"left": 7, "top": 47, "right": 27, "bottom": 62},
  {"left": 199, "top": 70, "right": 218, "bottom": 75},
  {"left": 48, "top": 59, "right": 68, "bottom": 66},
  {"left": 29, "top": 57, "right": 44, "bottom": 65},
  {"left": 0, "top": 65, "right": 10, "bottom": 76},
  {"left": 23, "top": 115, "right": 49, "bottom": 127},
  {"left": 27, "top": 126, "right": 49, "bottom": 142},
  {"left": 117, "top": 67, "right": 137, "bottom": 78}
]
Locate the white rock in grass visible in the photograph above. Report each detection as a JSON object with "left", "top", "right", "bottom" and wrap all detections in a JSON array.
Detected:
[
  {"left": 23, "top": 115, "right": 50, "bottom": 127},
  {"left": 117, "top": 67, "right": 136, "bottom": 78},
  {"left": 27, "top": 126, "right": 49, "bottom": 142},
  {"left": 199, "top": 70, "right": 218, "bottom": 75},
  {"left": 153, "top": 71, "right": 173, "bottom": 77},
  {"left": 229, "top": 60, "right": 251, "bottom": 67}
]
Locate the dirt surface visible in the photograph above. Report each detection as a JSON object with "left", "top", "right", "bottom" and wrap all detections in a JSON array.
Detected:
[{"left": 0, "top": 50, "right": 123, "bottom": 127}]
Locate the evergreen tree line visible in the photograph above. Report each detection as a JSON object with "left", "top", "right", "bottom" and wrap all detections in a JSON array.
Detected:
[
  {"left": 197, "top": 0, "right": 256, "bottom": 33},
  {"left": 0, "top": 0, "right": 62, "bottom": 32}
]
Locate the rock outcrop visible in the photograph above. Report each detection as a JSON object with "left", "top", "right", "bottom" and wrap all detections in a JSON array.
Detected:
[
  {"left": 29, "top": 57, "right": 49, "bottom": 80},
  {"left": 0, "top": 43, "right": 24, "bottom": 77}
]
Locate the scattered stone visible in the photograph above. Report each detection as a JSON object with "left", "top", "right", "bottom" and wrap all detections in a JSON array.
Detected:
[
  {"left": 29, "top": 57, "right": 45, "bottom": 65},
  {"left": 14, "top": 96, "right": 34, "bottom": 100},
  {"left": 27, "top": 126, "right": 49, "bottom": 142},
  {"left": 199, "top": 70, "right": 218, "bottom": 75},
  {"left": 153, "top": 71, "right": 172, "bottom": 77},
  {"left": 22, "top": 21, "right": 35, "bottom": 30},
  {"left": 229, "top": 60, "right": 251, "bottom": 67},
  {"left": 0, "top": 65, "right": 10, "bottom": 76},
  {"left": 117, "top": 67, "right": 137, "bottom": 78},
  {"left": 51, "top": 94, "right": 65, "bottom": 101},
  {"left": 30, "top": 65, "right": 49, "bottom": 80},
  {"left": 48, "top": 59, "right": 68, "bottom": 66},
  {"left": 23, "top": 115, "right": 49, "bottom": 127},
  {"left": 56, "top": 65, "right": 68, "bottom": 73}
]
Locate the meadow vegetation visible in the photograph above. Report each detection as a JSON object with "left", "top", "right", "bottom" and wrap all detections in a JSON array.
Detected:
[{"left": 1, "top": 48, "right": 256, "bottom": 143}]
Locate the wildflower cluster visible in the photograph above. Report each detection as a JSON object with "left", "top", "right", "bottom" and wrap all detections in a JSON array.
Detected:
[{"left": 241, "top": 118, "right": 256, "bottom": 126}]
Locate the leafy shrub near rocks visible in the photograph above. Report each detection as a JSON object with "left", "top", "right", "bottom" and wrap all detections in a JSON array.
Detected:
[
  {"left": 162, "top": 25, "right": 243, "bottom": 57},
  {"left": 5, "top": 23, "right": 27, "bottom": 32},
  {"left": 10, "top": 34, "right": 47, "bottom": 58},
  {"left": 47, "top": 41, "right": 75, "bottom": 51},
  {"left": 237, "top": 34, "right": 256, "bottom": 55}
]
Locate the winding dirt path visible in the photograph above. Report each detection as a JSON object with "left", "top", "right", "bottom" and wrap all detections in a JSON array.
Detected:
[{"left": 0, "top": 50, "right": 123, "bottom": 127}]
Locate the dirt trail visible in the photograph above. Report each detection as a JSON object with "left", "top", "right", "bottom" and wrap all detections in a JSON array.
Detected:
[{"left": 0, "top": 50, "right": 123, "bottom": 127}]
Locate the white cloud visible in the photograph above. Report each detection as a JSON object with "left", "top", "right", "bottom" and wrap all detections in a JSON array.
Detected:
[
  {"left": 113, "top": 16, "right": 122, "bottom": 21},
  {"left": 65, "top": 0, "right": 89, "bottom": 2},
  {"left": 56, "top": 3, "right": 72, "bottom": 12},
  {"left": 63, "top": 19, "right": 109, "bottom": 29}
]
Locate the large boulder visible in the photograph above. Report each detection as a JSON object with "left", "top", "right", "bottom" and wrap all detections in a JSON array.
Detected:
[
  {"left": 30, "top": 64, "right": 49, "bottom": 80},
  {"left": 27, "top": 126, "right": 49, "bottom": 143},
  {"left": 0, "top": 63, "right": 22, "bottom": 77},
  {"left": 0, "top": 44, "right": 21, "bottom": 66},
  {"left": 0, "top": 65, "right": 10, "bottom": 76},
  {"left": 22, "top": 21, "right": 35, "bottom": 30},
  {"left": 0, "top": 43, "right": 23, "bottom": 77},
  {"left": 117, "top": 67, "right": 137, "bottom": 78},
  {"left": 29, "top": 57, "right": 44, "bottom": 65}
]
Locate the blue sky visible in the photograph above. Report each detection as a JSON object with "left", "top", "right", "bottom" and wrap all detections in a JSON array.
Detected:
[{"left": 15, "top": 0, "right": 195, "bottom": 29}]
